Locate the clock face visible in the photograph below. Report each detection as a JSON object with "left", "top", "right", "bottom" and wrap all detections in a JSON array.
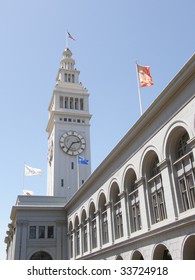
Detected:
[{"left": 60, "top": 131, "right": 86, "bottom": 156}]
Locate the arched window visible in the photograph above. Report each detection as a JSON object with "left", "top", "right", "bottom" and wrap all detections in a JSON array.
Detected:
[
  {"left": 110, "top": 182, "right": 123, "bottom": 239},
  {"left": 81, "top": 209, "right": 88, "bottom": 253},
  {"left": 146, "top": 152, "right": 167, "bottom": 224},
  {"left": 68, "top": 221, "right": 73, "bottom": 259},
  {"left": 124, "top": 169, "right": 141, "bottom": 232},
  {"left": 74, "top": 216, "right": 80, "bottom": 256},
  {"left": 89, "top": 202, "right": 97, "bottom": 249},
  {"left": 153, "top": 244, "right": 172, "bottom": 260},
  {"left": 30, "top": 251, "right": 52, "bottom": 260},
  {"left": 173, "top": 131, "right": 195, "bottom": 211},
  {"left": 99, "top": 193, "right": 109, "bottom": 245}
]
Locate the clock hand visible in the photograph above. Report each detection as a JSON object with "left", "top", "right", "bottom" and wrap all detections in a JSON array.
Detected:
[{"left": 67, "top": 140, "right": 80, "bottom": 152}]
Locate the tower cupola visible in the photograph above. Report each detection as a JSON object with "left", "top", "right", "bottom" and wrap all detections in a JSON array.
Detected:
[{"left": 56, "top": 48, "right": 80, "bottom": 84}]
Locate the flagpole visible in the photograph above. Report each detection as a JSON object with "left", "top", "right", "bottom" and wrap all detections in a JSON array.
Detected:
[
  {"left": 66, "top": 31, "right": 68, "bottom": 49},
  {"left": 77, "top": 156, "right": 80, "bottom": 189},
  {"left": 135, "top": 62, "right": 143, "bottom": 115},
  {"left": 22, "top": 162, "right": 25, "bottom": 194}
]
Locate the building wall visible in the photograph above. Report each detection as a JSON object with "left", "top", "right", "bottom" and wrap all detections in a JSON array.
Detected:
[{"left": 66, "top": 68, "right": 195, "bottom": 259}]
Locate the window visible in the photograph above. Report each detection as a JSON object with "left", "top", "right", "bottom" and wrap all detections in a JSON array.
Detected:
[
  {"left": 29, "top": 225, "right": 54, "bottom": 239},
  {"left": 29, "top": 226, "right": 36, "bottom": 239},
  {"left": 89, "top": 203, "right": 97, "bottom": 249},
  {"left": 60, "top": 96, "right": 63, "bottom": 108},
  {"left": 75, "top": 98, "right": 78, "bottom": 109},
  {"left": 99, "top": 194, "right": 109, "bottom": 245},
  {"left": 114, "top": 201, "right": 123, "bottom": 239},
  {"left": 30, "top": 251, "right": 52, "bottom": 260},
  {"left": 173, "top": 131, "right": 195, "bottom": 212},
  {"left": 176, "top": 132, "right": 189, "bottom": 159},
  {"left": 147, "top": 155, "right": 167, "bottom": 224},
  {"left": 70, "top": 98, "right": 73, "bottom": 109},
  {"left": 125, "top": 170, "right": 142, "bottom": 233},
  {"left": 81, "top": 211, "right": 88, "bottom": 253},
  {"left": 80, "top": 99, "right": 84, "bottom": 110},
  {"left": 83, "top": 222, "right": 88, "bottom": 252},
  {"left": 130, "top": 189, "right": 141, "bottom": 232},
  {"left": 64, "top": 73, "right": 67, "bottom": 82},
  {"left": 68, "top": 222, "right": 73, "bottom": 259},
  {"left": 38, "top": 226, "right": 45, "bottom": 239},
  {"left": 70, "top": 234, "right": 73, "bottom": 258},
  {"left": 75, "top": 217, "right": 80, "bottom": 256},
  {"left": 71, "top": 162, "right": 74, "bottom": 170},
  {"left": 61, "top": 179, "right": 64, "bottom": 187},
  {"left": 65, "top": 97, "right": 68, "bottom": 108},
  {"left": 102, "top": 210, "right": 109, "bottom": 244},
  {"left": 91, "top": 218, "right": 97, "bottom": 249},
  {"left": 111, "top": 183, "right": 123, "bottom": 240},
  {"left": 47, "top": 226, "right": 54, "bottom": 238}
]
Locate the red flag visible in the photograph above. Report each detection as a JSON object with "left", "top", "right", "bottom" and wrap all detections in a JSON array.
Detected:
[
  {"left": 67, "top": 31, "right": 75, "bottom": 41},
  {"left": 137, "top": 64, "right": 153, "bottom": 87}
]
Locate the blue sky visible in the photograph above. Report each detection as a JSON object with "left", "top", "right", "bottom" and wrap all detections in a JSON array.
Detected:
[{"left": 0, "top": 0, "right": 194, "bottom": 259}]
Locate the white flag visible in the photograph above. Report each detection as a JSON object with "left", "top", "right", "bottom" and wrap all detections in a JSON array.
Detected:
[
  {"left": 22, "top": 189, "right": 34, "bottom": 196},
  {"left": 24, "top": 164, "right": 42, "bottom": 176}
]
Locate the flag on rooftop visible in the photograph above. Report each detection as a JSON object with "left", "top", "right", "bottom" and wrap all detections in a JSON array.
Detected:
[
  {"left": 137, "top": 64, "right": 153, "bottom": 87},
  {"left": 78, "top": 156, "right": 89, "bottom": 165},
  {"left": 24, "top": 164, "right": 42, "bottom": 176},
  {"left": 67, "top": 31, "right": 75, "bottom": 41}
]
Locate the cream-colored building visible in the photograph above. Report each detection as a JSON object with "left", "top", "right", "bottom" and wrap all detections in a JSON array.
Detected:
[{"left": 5, "top": 49, "right": 195, "bottom": 260}]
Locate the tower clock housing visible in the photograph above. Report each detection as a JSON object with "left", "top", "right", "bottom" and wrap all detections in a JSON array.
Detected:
[{"left": 46, "top": 48, "right": 92, "bottom": 199}]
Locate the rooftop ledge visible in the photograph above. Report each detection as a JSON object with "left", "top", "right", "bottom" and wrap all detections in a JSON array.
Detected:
[{"left": 15, "top": 195, "right": 66, "bottom": 207}]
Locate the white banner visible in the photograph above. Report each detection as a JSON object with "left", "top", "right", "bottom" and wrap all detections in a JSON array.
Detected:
[{"left": 24, "top": 164, "right": 42, "bottom": 176}]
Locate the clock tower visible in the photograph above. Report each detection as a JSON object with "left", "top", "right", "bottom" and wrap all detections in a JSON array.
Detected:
[{"left": 46, "top": 48, "right": 91, "bottom": 199}]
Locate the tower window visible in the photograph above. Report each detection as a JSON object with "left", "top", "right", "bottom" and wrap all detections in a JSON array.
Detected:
[
  {"left": 72, "top": 74, "right": 75, "bottom": 83},
  {"left": 64, "top": 73, "right": 67, "bottom": 82},
  {"left": 70, "top": 98, "right": 73, "bottom": 109},
  {"left": 65, "top": 97, "right": 68, "bottom": 108},
  {"left": 75, "top": 98, "right": 79, "bottom": 109},
  {"left": 60, "top": 96, "right": 63, "bottom": 108},
  {"left": 71, "top": 162, "right": 74, "bottom": 170},
  {"left": 61, "top": 179, "right": 64, "bottom": 187},
  {"left": 80, "top": 99, "right": 84, "bottom": 110}
]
